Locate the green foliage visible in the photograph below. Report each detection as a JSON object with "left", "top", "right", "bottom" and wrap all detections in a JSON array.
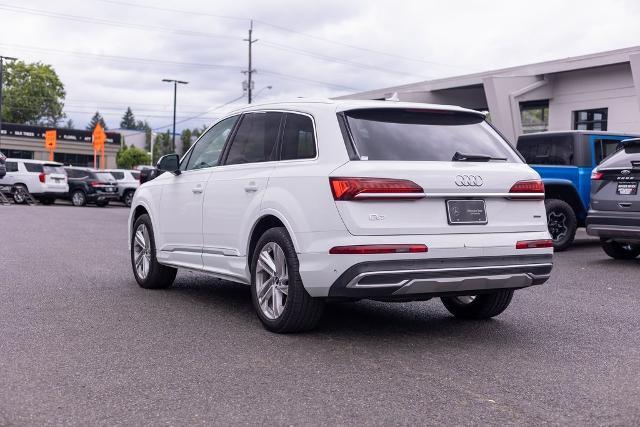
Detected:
[
  {"left": 120, "top": 107, "right": 136, "bottom": 129},
  {"left": 87, "top": 111, "right": 107, "bottom": 130},
  {"left": 180, "top": 128, "right": 192, "bottom": 155},
  {"left": 65, "top": 119, "right": 75, "bottom": 129},
  {"left": 152, "top": 130, "right": 172, "bottom": 163},
  {"left": 116, "top": 145, "right": 150, "bottom": 169},
  {"left": 1, "top": 61, "right": 66, "bottom": 126}
]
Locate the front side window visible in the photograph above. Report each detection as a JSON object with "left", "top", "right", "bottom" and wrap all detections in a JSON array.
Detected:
[
  {"left": 344, "top": 108, "right": 519, "bottom": 162},
  {"left": 574, "top": 108, "right": 607, "bottom": 131},
  {"left": 225, "top": 112, "right": 282, "bottom": 165},
  {"left": 280, "top": 113, "right": 316, "bottom": 160},
  {"left": 517, "top": 135, "right": 574, "bottom": 165},
  {"left": 184, "top": 115, "right": 239, "bottom": 171},
  {"left": 520, "top": 100, "right": 549, "bottom": 133},
  {"left": 24, "top": 163, "right": 44, "bottom": 173},
  {"left": 594, "top": 138, "right": 622, "bottom": 164}
]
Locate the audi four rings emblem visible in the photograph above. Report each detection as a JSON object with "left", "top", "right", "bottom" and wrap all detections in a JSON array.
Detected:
[{"left": 455, "top": 175, "right": 484, "bottom": 186}]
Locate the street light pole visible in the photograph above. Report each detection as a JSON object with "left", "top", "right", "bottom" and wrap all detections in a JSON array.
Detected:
[
  {"left": 162, "top": 78, "right": 188, "bottom": 153},
  {"left": 0, "top": 55, "right": 18, "bottom": 150}
]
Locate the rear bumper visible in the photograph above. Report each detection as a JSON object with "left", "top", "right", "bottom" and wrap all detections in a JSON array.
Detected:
[
  {"left": 586, "top": 209, "right": 640, "bottom": 241},
  {"left": 327, "top": 254, "right": 553, "bottom": 299}
]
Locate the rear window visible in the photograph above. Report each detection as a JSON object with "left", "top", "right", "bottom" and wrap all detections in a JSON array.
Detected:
[
  {"left": 517, "top": 135, "right": 574, "bottom": 165},
  {"left": 599, "top": 142, "right": 640, "bottom": 169},
  {"left": 110, "top": 171, "right": 125, "bottom": 180},
  {"left": 93, "top": 172, "right": 115, "bottom": 181},
  {"left": 24, "top": 163, "right": 44, "bottom": 173},
  {"left": 130, "top": 171, "right": 140, "bottom": 179},
  {"left": 344, "top": 109, "right": 518, "bottom": 162},
  {"left": 43, "top": 165, "right": 65, "bottom": 175}
]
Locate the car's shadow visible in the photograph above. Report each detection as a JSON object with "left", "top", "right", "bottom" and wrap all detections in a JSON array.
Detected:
[{"left": 163, "top": 272, "right": 528, "bottom": 344}]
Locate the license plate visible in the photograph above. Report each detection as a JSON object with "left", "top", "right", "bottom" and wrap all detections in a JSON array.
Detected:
[
  {"left": 616, "top": 182, "right": 638, "bottom": 195},
  {"left": 107, "top": 187, "right": 115, "bottom": 192},
  {"left": 446, "top": 200, "right": 488, "bottom": 225}
]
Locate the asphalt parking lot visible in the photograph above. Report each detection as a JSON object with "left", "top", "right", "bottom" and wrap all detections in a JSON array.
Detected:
[{"left": 1, "top": 205, "right": 639, "bottom": 425}]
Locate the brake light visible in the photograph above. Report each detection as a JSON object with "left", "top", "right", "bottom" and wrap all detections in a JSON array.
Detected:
[
  {"left": 90, "top": 181, "right": 102, "bottom": 187},
  {"left": 508, "top": 179, "right": 545, "bottom": 199},
  {"left": 329, "top": 244, "right": 428, "bottom": 254},
  {"left": 591, "top": 171, "right": 603, "bottom": 180},
  {"left": 38, "top": 173, "right": 46, "bottom": 183},
  {"left": 329, "top": 177, "right": 424, "bottom": 201},
  {"left": 516, "top": 239, "right": 553, "bottom": 249}
]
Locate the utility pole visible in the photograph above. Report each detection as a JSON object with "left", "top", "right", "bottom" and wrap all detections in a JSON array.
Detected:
[
  {"left": 243, "top": 20, "right": 258, "bottom": 104},
  {"left": 0, "top": 55, "right": 17, "bottom": 150},
  {"left": 162, "top": 78, "right": 188, "bottom": 153}
]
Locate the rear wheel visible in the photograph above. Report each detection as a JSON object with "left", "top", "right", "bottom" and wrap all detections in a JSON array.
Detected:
[
  {"left": 131, "top": 214, "right": 177, "bottom": 289},
  {"left": 71, "top": 190, "right": 87, "bottom": 207},
  {"left": 545, "top": 199, "right": 577, "bottom": 251},
  {"left": 600, "top": 239, "right": 640, "bottom": 260},
  {"left": 12, "top": 185, "right": 28, "bottom": 204},
  {"left": 251, "top": 227, "right": 324, "bottom": 333},
  {"left": 441, "top": 290, "right": 514, "bottom": 319},
  {"left": 123, "top": 190, "right": 134, "bottom": 207}
]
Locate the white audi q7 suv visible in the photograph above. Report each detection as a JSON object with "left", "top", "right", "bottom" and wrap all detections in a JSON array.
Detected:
[{"left": 128, "top": 100, "right": 553, "bottom": 333}]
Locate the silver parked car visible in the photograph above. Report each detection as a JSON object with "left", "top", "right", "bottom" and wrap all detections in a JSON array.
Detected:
[{"left": 105, "top": 169, "right": 140, "bottom": 207}]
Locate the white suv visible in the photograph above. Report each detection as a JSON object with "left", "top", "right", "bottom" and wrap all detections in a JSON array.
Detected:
[
  {"left": 0, "top": 159, "right": 68, "bottom": 204},
  {"left": 129, "top": 100, "right": 553, "bottom": 333},
  {"left": 105, "top": 169, "right": 140, "bottom": 206}
]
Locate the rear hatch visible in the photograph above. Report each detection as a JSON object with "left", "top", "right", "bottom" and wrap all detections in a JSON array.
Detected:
[
  {"left": 90, "top": 172, "right": 119, "bottom": 195},
  {"left": 42, "top": 163, "right": 67, "bottom": 192},
  {"left": 591, "top": 141, "right": 640, "bottom": 212},
  {"left": 332, "top": 107, "right": 547, "bottom": 236}
]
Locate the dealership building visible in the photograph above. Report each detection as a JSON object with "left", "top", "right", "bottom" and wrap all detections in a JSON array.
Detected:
[
  {"left": 0, "top": 123, "right": 121, "bottom": 168},
  {"left": 337, "top": 46, "right": 640, "bottom": 144}
]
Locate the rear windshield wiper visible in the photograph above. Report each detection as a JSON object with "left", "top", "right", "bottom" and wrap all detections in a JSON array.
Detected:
[{"left": 452, "top": 151, "right": 507, "bottom": 162}]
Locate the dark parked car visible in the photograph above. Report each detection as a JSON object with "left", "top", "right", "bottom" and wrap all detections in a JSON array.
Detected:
[
  {"left": 0, "top": 151, "right": 6, "bottom": 179},
  {"left": 63, "top": 167, "right": 119, "bottom": 207},
  {"left": 586, "top": 138, "right": 640, "bottom": 259}
]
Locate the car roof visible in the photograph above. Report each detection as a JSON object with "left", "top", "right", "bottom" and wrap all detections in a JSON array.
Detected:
[
  {"left": 519, "top": 130, "right": 640, "bottom": 139},
  {"left": 226, "top": 98, "right": 485, "bottom": 117},
  {"left": 6, "top": 158, "right": 64, "bottom": 166}
]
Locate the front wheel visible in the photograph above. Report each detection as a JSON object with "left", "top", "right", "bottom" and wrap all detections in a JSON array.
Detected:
[
  {"left": 545, "top": 199, "right": 577, "bottom": 251},
  {"left": 131, "top": 214, "right": 177, "bottom": 289},
  {"left": 251, "top": 227, "right": 324, "bottom": 333},
  {"left": 441, "top": 290, "right": 514, "bottom": 319},
  {"left": 12, "top": 185, "right": 29, "bottom": 204},
  {"left": 600, "top": 239, "right": 640, "bottom": 260}
]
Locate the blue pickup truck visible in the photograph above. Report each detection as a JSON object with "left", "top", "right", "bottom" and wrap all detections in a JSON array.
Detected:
[{"left": 516, "top": 131, "right": 638, "bottom": 251}]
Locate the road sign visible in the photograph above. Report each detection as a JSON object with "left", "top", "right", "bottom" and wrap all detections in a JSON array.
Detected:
[
  {"left": 44, "top": 130, "right": 56, "bottom": 150},
  {"left": 92, "top": 123, "right": 106, "bottom": 151}
]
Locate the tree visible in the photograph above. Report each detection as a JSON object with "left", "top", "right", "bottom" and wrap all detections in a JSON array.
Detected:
[
  {"left": 180, "top": 128, "right": 192, "bottom": 155},
  {"left": 120, "top": 107, "right": 136, "bottom": 129},
  {"left": 116, "top": 146, "right": 150, "bottom": 169},
  {"left": 1, "top": 61, "right": 66, "bottom": 126},
  {"left": 87, "top": 111, "right": 107, "bottom": 130},
  {"left": 65, "top": 119, "right": 75, "bottom": 129},
  {"left": 152, "top": 130, "right": 172, "bottom": 163}
]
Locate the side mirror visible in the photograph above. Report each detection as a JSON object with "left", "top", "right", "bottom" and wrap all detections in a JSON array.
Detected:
[{"left": 157, "top": 154, "right": 181, "bottom": 175}]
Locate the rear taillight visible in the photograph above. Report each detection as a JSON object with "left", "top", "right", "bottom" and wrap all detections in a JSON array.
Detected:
[
  {"left": 38, "top": 173, "right": 46, "bottom": 183},
  {"left": 329, "top": 244, "right": 428, "bottom": 254},
  {"left": 591, "top": 171, "right": 603, "bottom": 180},
  {"left": 508, "top": 179, "right": 545, "bottom": 199},
  {"left": 329, "top": 177, "right": 424, "bottom": 201},
  {"left": 90, "top": 181, "right": 102, "bottom": 187},
  {"left": 516, "top": 239, "right": 553, "bottom": 249}
]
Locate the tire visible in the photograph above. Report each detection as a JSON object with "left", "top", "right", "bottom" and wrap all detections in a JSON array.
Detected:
[
  {"left": 250, "top": 227, "right": 324, "bottom": 333},
  {"left": 600, "top": 239, "right": 640, "bottom": 260},
  {"left": 96, "top": 200, "right": 109, "bottom": 207},
  {"left": 123, "top": 190, "right": 134, "bottom": 207},
  {"left": 130, "top": 214, "right": 177, "bottom": 289},
  {"left": 545, "top": 199, "right": 577, "bottom": 251},
  {"left": 441, "top": 290, "right": 514, "bottom": 319},
  {"left": 12, "top": 185, "right": 28, "bottom": 204},
  {"left": 71, "top": 190, "right": 87, "bottom": 207}
]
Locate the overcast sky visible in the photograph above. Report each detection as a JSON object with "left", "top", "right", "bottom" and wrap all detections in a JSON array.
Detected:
[{"left": 0, "top": 0, "right": 639, "bottom": 132}]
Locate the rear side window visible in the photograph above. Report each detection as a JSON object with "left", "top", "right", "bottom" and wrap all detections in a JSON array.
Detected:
[
  {"left": 280, "top": 113, "right": 316, "bottom": 160},
  {"left": 225, "top": 112, "right": 282, "bottom": 165},
  {"left": 517, "top": 135, "right": 575, "bottom": 165},
  {"left": 24, "top": 163, "right": 44, "bottom": 173},
  {"left": 130, "top": 171, "right": 140, "bottom": 179},
  {"left": 43, "top": 165, "right": 65, "bottom": 175},
  {"left": 6, "top": 162, "right": 18, "bottom": 172},
  {"left": 344, "top": 109, "right": 518, "bottom": 162},
  {"left": 110, "top": 171, "right": 125, "bottom": 180}
]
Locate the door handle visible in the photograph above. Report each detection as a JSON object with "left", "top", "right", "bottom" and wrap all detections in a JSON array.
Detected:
[
  {"left": 192, "top": 185, "right": 203, "bottom": 194},
  {"left": 618, "top": 202, "right": 631, "bottom": 208}
]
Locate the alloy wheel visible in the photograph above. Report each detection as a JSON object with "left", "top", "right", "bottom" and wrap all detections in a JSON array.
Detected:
[
  {"left": 133, "top": 223, "right": 151, "bottom": 280},
  {"left": 455, "top": 295, "right": 477, "bottom": 304},
  {"left": 255, "top": 242, "right": 289, "bottom": 320},
  {"left": 72, "top": 192, "right": 85, "bottom": 206}
]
